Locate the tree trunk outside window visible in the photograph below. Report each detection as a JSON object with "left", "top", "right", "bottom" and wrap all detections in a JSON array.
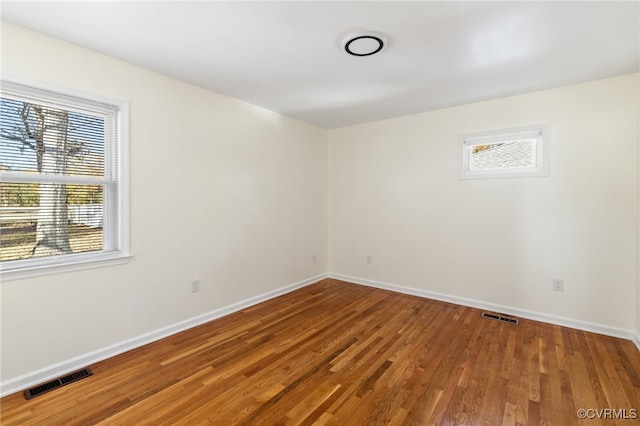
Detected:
[{"left": 31, "top": 106, "right": 72, "bottom": 256}]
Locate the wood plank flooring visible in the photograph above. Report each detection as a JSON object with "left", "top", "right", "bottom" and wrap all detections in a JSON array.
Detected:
[{"left": 1, "top": 279, "right": 639, "bottom": 425}]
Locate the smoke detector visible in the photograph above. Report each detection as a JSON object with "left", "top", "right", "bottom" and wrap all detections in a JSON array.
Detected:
[{"left": 343, "top": 32, "right": 386, "bottom": 57}]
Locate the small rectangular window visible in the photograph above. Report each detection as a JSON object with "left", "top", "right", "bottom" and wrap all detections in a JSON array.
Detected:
[
  {"left": 0, "top": 81, "right": 129, "bottom": 278},
  {"left": 459, "top": 125, "right": 549, "bottom": 179}
]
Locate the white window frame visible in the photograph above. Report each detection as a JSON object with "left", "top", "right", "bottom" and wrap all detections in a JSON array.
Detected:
[
  {"left": 459, "top": 124, "right": 550, "bottom": 179},
  {"left": 0, "top": 80, "right": 130, "bottom": 280}
]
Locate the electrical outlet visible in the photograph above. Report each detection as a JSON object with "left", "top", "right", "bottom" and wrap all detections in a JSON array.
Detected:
[
  {"left": 312, "top": 255, "right": 317, "bottom": 263},
  {"left": 366, "top": 255, "right": 373, "bottom": 264},
  {"left": 191, "top": 279, "right": 200, "bottom": 293},
  {"left": 552, "top": 279, "right": 564, "bottom": 292}
]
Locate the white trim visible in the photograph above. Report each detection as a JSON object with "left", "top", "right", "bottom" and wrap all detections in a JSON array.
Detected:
[
  {"left": 0, "top": 78, "right": 131, "bottom": 278},
  {"left": 328, "top": 273, "right": 639, "bottom": 343},
  {"left": 463, "top": 129, "right": 542, "bottom": 146},
  {"left": 1, "top": 75, "right": 129, "bottom": 110},
  {"left": 0, "top": 172, "right": 108, "bottom": 184},
  {"left": 0, "top": 273, "right": 328, "bottom": 398},
  {"left": 117, "top": 101, "right": 130, "bottom": 257},
  {"left": 633, "top": 334, "right": 640, "bottom": 352},
  {"left": 1, "top": 253, "right": 132, "bottom": 281},
  {"left": 459, "top": 123, "right": 550, "bottom": 180}
]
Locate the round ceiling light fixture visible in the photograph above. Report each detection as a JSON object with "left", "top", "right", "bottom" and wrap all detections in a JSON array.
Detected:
[{"left": 343, "top": 32, "right": 386, "bottom": 57}]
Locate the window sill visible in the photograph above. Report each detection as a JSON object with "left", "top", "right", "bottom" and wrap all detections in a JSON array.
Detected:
[
  {"left": 0, "top": 253, "right": 132, "bottom": 281},
  {"left": 459, "top": 169, "right": 549, "bottom": 180}
]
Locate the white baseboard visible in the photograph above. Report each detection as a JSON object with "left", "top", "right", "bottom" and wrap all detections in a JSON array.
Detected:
[
  {"left": 329, "top": 273, "right": 639, "bottom": 343},
  {"left": 2, "top": 271, "right": 636, "bottom": 397},
  {"left": 633, "top": 334, "right": 640, "bottom": 352},
  {"left": 0, "top": 273, "right": 328, "bottom": 398}
]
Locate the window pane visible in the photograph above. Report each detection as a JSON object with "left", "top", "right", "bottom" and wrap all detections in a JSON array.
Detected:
[
  {"left": 0, "top": 182, "right": 103, "bottom": 262},
  {"left": 468, "top": 139, "right": 536, "bottom": 171},
  {"left": 0, "top": 81, "right": 124, "bottom": 276},
  {"left": 0, "top": 97, "right": 105, "bottom": 177}
]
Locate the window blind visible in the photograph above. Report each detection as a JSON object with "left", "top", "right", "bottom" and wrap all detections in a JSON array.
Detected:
[{"left": 0, "top": 81, "right": 120, "bottom": 266}]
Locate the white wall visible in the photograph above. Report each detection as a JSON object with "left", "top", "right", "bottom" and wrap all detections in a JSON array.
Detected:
[
  {"left": 0, "top": 22, "right": 328, "bottom": 384},
  {"left": 329, "top": 74, "right": 638, "bottom": 333},
  {"left": 1, "top": 21, "right": 639, "bottom": 394},
  {"left": 637, "top": 71, "right": 640, "bottom": 346}
]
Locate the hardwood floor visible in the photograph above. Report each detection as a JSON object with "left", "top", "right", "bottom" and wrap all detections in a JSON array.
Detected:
[{"left": 1, "top": 279, "right": 639, "bottom": 425}]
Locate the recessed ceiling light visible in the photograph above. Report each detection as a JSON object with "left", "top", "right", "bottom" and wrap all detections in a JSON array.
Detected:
[{"left": 343, "top": 32, "right": 386, "bottom": 57}]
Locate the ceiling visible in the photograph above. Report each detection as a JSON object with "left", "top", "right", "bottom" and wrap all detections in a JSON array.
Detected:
[{"left": 2, "top": 1, "right": 638, "bottom": 129}]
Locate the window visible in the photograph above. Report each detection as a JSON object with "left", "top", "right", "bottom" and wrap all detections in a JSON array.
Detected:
[
  {"left": 459, "top": 125, "right": 549, "bottom": 179},
  {"left": 0, "top": 81, "right": 129, "bottom": 278}
]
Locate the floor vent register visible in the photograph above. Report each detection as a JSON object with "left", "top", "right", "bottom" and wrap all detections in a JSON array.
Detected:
[{"left": 24, "top": 367, "right": 93, "bottom": 400}]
